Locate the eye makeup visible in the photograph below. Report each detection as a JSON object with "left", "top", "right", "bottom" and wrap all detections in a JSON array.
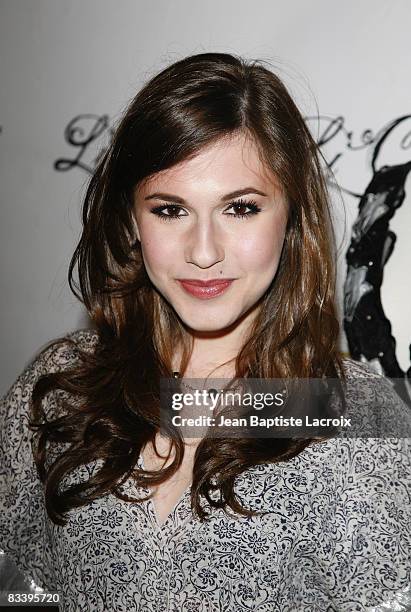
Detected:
[{"left": 150, "top": 198, "right": 262, "bottom": 222}]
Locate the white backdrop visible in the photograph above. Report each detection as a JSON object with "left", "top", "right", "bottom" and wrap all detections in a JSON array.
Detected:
[{"left": 1, "top": 0, "right": 411, "bottom": 394}]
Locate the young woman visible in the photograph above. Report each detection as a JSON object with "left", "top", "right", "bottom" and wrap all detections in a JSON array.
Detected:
[{"left": 1, "top": 52, "right": 410, "bottom": 612}]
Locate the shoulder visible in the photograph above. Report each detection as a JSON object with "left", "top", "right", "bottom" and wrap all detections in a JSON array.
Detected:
[
  {"left": 289, "top": 357, "right": 410, "bottom": 487},
  {"left": 29, "top": 328, "right": 99, "bottom": 381},
  {"left": 340, "top": 356, "right": 384, "bottom": 379},
  {"left": 0, "top": 329, "right": 101, "bottom": 490},
  {"left": 1, "top": 328, "right": 100, "bottom": 423},
  {"left": 32, "top": 327, "right": 100, "bottom": 373},
  {"left": 338, "top": 357, "right": 411, "bottom": 438}
]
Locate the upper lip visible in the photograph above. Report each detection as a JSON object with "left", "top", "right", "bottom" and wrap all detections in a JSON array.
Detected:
[{"left": 177, "top": 278, "right": 235, "bottom": 287}]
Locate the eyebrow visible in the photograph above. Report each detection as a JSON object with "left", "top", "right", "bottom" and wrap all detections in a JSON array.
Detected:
[{"left": 144, "top": 187, "right": 268, "bottom": 204}]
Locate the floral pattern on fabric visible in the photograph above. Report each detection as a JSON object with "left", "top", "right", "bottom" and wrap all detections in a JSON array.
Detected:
[{"left": 1, "top": 329, "right": 410, "bottom": 611}]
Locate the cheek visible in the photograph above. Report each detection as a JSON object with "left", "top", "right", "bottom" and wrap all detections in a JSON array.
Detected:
[
  {"left": 238, "top": 222, "right": 286, "bottom": 271},
  {"left": 139, "top": 224, "right": 180, "bottom": 275}
]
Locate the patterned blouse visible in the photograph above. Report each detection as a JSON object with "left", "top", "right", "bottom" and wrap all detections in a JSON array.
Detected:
[{"left": 0, "top": 329, "right": 410, "bottom": 612}]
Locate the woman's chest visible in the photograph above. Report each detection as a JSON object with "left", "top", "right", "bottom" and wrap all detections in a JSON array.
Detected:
[
  {"left": 48, "top": 499, "right": 290, "bottom": 611},
  {"left": 47, "top": 465, "right": 332, "bottom": 611}
]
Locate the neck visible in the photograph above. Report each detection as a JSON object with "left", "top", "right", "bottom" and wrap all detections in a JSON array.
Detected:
[{"left": 174, "top": 315, "right": 256, "bottom": 379}]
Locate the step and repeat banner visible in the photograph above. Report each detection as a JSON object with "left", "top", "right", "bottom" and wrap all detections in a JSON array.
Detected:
[{"left": 1, "top": 0, "right": 410, "bottom": 397}]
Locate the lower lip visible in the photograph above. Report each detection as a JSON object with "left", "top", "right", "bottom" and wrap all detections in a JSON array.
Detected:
[{"left": 178, "top": 280, "right": 234, "bottom": 299}]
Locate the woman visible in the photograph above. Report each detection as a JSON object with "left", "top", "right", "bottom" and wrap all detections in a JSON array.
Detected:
[{"left": 1, "top": 52, "right": 410, "bottom": 612}]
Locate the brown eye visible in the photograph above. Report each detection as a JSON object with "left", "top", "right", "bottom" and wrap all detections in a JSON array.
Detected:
[
  {"left": 224, "top": 198, "right": 261, "bottom": 218},
  {"left": 150, "top": 205, "right": 187, "bottom": 222}
]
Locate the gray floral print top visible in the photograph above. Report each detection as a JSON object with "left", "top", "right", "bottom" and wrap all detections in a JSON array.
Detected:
[{"left": 0, "top": 329, "right": 410, "bottom": 612}]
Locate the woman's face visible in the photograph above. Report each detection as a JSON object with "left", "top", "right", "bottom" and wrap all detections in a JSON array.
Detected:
[{"left": 133, "top": 132, "right": 288, "bottom": 335}]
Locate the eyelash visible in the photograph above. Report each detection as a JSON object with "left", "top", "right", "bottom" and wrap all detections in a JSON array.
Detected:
[{"left": 150, "top": 198, "right": 261, "bottom": 222}]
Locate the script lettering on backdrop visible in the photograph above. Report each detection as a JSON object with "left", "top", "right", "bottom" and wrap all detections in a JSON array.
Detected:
[
  {"left": 54, "top": 113, "right": 411, "bottom": 405},
  {"left": 54, "top": 114, "right": 113, "bottom": 173}
]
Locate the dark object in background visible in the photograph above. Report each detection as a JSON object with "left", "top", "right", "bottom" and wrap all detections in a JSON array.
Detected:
[{"left": 344, "top": 160, "right": 411, "bottom": 407}]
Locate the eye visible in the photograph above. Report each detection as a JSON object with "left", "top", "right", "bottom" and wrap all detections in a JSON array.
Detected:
[
  {"left": 149, "top": 198, "right": 262, "bottom": 222},
  {"left": 224, "top": 198, "right": 261, "bottom": 219},
  {"left": 150, "top": 204, "right": 188, "bottom": 222}
]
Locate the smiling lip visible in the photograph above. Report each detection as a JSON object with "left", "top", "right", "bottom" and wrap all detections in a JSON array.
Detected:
[{"left": 177, "top": 279, "right": 235, "bottom": 299}]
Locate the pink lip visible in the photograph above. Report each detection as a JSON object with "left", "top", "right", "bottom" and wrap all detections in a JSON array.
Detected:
[{"left": 177, "top": 279, "right": 235, "bottom": 299}]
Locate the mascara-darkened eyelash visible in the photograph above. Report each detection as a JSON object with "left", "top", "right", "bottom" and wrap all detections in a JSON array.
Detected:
[
  {"left": 228, "top": 198, "right": 261, "bottom": 218},
  {"left": 150, "top": 198, "right": 262, "bottom": 221},
  {"left": 150, "top": 204, "right": 184, "bottom": 222}
]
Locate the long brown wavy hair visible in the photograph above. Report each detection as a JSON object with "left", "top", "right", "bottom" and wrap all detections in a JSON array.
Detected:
[{"left": 30, "top": 52, "right": 345, "bottom": 526}]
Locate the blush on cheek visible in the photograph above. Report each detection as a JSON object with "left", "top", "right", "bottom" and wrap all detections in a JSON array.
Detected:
[
  {"left": 141, "top": 235, "right": 176, "bottom": 266},
  {"left": 240, "top": 231, "right": 285, "bottom": 270},
  {"left": 139, "top": 236, "right": 180, "bottom": 293}
]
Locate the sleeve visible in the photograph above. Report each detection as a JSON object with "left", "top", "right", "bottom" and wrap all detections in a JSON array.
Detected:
[
  {"left": 0, "top": 350, "right": 55, "bottom": 590},
  {"left": 0, "top": 334, "right": 83, "bottom": 592},
  {"left": 313, "top": 374, "right": 411, "bottom": 612}
]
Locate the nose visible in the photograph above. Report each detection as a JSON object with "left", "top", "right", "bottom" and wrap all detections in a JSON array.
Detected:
[{"left": 185, "top": 217, "right": 225, "bottom": 269}]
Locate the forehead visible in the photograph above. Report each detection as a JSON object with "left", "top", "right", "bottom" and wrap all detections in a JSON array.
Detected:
[{"left": 137, "top": 132, "right": 281, "bottom": 196}]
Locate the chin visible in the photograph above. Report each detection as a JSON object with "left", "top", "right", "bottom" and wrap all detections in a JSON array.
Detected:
[
  {"left": 175, "top": 310, "right": 238, "bottom": 333},
  {"left": 188, "top": 322, "right": 230, "bottom": 333}
]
